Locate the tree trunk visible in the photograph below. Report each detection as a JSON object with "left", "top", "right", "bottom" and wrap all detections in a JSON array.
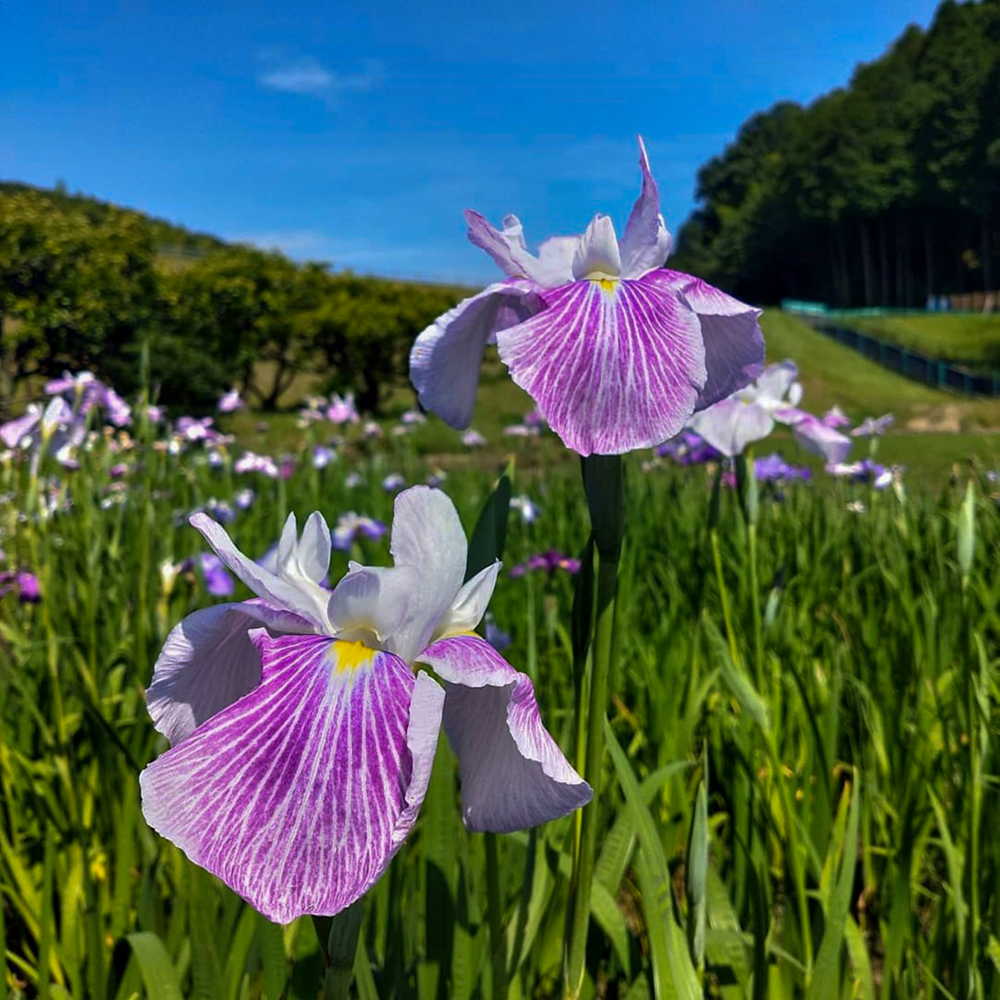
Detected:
[
  {"left": 836, "top": 227, "right": 851, "bottom": 307},
  {"left": 0, "top": 312, "right": 14, "bottom": 420},
  {"left": 895, "top": 215, "right": 906, "bottom": 307},
  {"left": 861, "top": 220, "right": 875, "bottom": 306},
  {"left": 879, "top": 216, "right": 890, "bottom": 307},
  {"left": 982, "top": 211, "right": 994, "bottom": 294},
  {"left": 923, "top": 217, "right": 935, "bottom": 301}
]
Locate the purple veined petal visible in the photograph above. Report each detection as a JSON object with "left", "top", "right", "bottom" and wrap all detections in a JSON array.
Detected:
[
  {"left": 687, "top": 396, "right": 775, "bottom": 458},
  {"left": 496, "top": 274, "right": 705, "bottom": 456},
  {"left": 789, "top": 413, "right": 853, "bottom": 465},
  {"left": 659, "top": 271, "right": 766, "bottom": 411},
  {"left": 418, "top": 634, "right": 590, "bottom": 832},
  {"left": 619, "top": 136, "right": 673, "bottom": 279},
  {"left": 410, "top": 280, "right": 544, "bottom": 429},
  {"left": 141, "top": 633, "right": 444, "bottom": 923},
  {"left": 146, "top": 599, "right": 313, "bottom": 746},
  {"left": 571, "top": 215, "right": 622, "bottom": 280},
  {"left": 464, "top": 212, "right": 570, "bottom": 288}
]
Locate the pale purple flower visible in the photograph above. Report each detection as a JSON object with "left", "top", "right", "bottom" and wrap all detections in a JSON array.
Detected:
[
  {"left": 510, "top": 495, "right": 540, "bottom": 524},
  {"left": 234, "top": 452, "right": 280, "bottom": 479},
  {"left": 754, "top": 453, "right": 810, "bottom": 483},
  {"left": 312, "top": 446, "right": 337, "bottom": 470},
  {"left": 382, "top": 473, "right": 406, "bottom": 493},
  {"left": 656, "top": 431, "right": 723, "bottom": 466},
  {"left": 503, "top": 423, "right": 540, "bottom": 439},
  {"left": 192, "top": 553, "right": 236, "bottom": 597},
  {"left": 326, "top": 393, "right": 359, "bottom": 425},
  {"left": 331, "top": 513, "right": 388, "bottom": 551},
  {"left": 102, "top": 388, "right": 132, "bottom": 428},
  {"left": 280, "top": 457, "right": 296, "bottom": 481},
  {"left": 410, "top": 137, "right": 764, "bottom": 456},
  {"left": 822, "top": 405, "right": 851, "bottom": 429},
  {"left": 362, "top": 421, "right": 383, "bottom": 440},
  {"left": 510, "top": 550, "right": 581, "bottom": 578},
  {"left": 0, "top": 405, "right": 44, "bottom": 449},
  {"left": 235, "top": 489, "right": 256, "bottom": 510},
  {"left": 145, "top": 405, "right": 165, "bottom": 424},
  {"left": 401, "top": 409, "right": 427, "bottom": 426},
  {"left": 851, "top": 414, "right": 894, "bottom": 438},
  {"left": 110, "top": 463, "right": 130, "bottom": 480},
  {"left": 45, "top": 370, "right": 97, "bottom": 397},
  {"left": 830, "top": 460, "right": 897, "bottom": 490},
  {"left": 140, "top": 487, "right": 590, "bottom": 923},
  {"left": 204, "top": 499, "right": 236, "bottom": 524},
  {"left": 461, "top": 429, "right": 487, "bottom": 448},
  {"left": 218, "top": 389, "right": 244, "bottom": 413},
  {"left": 0, "top": 570, "right": 41, "bottom": 603},
  {"left": 345, "top": 471, "right": 365, "bottom": 489},
  {"left": 485, "top": 614, "right": 511, "bottom": 652},
  {"left": 177, "top": 417, "right": 216, "bottom": 443}
]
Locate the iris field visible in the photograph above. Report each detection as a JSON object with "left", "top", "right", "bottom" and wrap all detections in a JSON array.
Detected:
[{"left": 2, "top": 303, "right": 1000, "bottom": 999}]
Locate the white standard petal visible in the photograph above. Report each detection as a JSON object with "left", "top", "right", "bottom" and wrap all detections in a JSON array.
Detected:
[
  {"left": 432, "top": 560, "right": 501, "bottom": 641},
  {"left": 191, "top": 514, "right": 334, "bottom": 633},
  {"left": 571, "top": 215, "right": 622, "bottom": 280},
  {"left": 382, "top": 487, "right": 469, "bottom": 662}
]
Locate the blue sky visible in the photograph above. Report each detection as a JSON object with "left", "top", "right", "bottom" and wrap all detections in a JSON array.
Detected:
[{"left": 2, "top": 0, "right": 941, "bottom": 285}]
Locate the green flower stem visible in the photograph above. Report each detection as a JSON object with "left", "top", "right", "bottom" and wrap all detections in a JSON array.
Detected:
[
  {"left": 485, "top": 831, "right": 507, "bottom": 999},
  {"left": 565, "top": 454, "right": 623, "bottom": 999},
  {"left": 313, "top": 903, "right": 364, "bottom": 1000}
]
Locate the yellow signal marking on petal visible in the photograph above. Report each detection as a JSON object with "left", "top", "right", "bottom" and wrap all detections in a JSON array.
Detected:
[
  {"left": 331, "top": 639, "right": 376, "bottom": 673},
  {"left": 592, "top": 277, "right": 619, "bottom": 294}
]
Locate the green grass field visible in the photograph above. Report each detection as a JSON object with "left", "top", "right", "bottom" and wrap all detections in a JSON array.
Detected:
[{"left": 843, "top": 312, "right": 1000, "bottom": 368}]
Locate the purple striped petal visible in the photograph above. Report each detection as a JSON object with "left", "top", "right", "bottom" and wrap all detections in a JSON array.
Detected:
[
  {"left": 619, "top": 136, "right": 672, "bottom": 279},
  {"left": 788, "top": 413, "right": 853, "bottom": 465},
  {"left": 141, "top": 634, "right": 444, "bottom": 923},
  {"left": 146, "top": 599, "right": 312, "bottom": 746},
  {"left": 410, "top": 281, "right": 543, "bottom": 429},
  {"left": 495, "top": 274, "right": 705, "bottom": 455},
  {"left": 661, "top": 270, "right": 765, "bottom": 411},
  {"left": 418, "top": 635, "right": 590, "bottom": 832}
]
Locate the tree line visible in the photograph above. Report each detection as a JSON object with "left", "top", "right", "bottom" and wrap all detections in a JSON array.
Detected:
[
  {"left": 0, "top": 184, "right": 465, "bottom": 417},
  {"left": 671, "top": 0, "right": 1000, "bottom": 308}
]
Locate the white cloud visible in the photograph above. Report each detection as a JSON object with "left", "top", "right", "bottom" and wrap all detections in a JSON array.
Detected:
[{"left": 256, "top": 55, "right": 383, "bottom": 100}]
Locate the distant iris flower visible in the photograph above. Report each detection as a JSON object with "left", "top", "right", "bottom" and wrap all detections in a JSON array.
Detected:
[
  {"left": 218, "top": 389, "right": 244, "bottom": 413},
  {"left": 141, "top": 487, "right": 589, "bottom": 923},
  {"left": 688, "top": 360, "right": 852, "bottom": 465},
  {"left": 851, "top": 414, "right": 894, "bottom": 438},
  {"left": 410, "top": 137, "right": 765, "bottom": 456},
  {"left": 331, "top": 512, "right": 388, "bottom": 551}
]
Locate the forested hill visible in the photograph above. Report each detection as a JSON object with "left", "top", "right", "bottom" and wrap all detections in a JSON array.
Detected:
[
  {"left": 0, "top": 180, "right": 226, "bottom": 257},
  {"left": 670, "top": 0, "right": 1000, "bottom": 309},
  {"left": 0, "top": 183, "right": 468, "bottom": 416}
]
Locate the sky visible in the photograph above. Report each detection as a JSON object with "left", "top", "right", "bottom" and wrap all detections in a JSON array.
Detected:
[{"left": 2, "top": 0, "right": 943, "bottom": 285}]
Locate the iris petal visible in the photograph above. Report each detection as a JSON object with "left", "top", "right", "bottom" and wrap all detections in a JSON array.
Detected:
[
  {"left": 619, "top": 137, "right": 672, "bottom": 279},
  {"left": 496, "top": 274, "right": 705, "bottom": 455},
  {"left": 410, "top": 281, "right": 542, "bottom": 429},
  {"left": 660, "top": 271, "right": 766, "bottom": 411},
  {"left": 418, "top": 635, "right": 591, "bottom": 833},
  {"left": 687, "top": 397, "right": 774, "bottom": 458},
  {"left": 146, "top": 599, "right": 312, "bottom": 745},
  {"left": 140, "top": 633, "right": 443, "bottom": 923}
]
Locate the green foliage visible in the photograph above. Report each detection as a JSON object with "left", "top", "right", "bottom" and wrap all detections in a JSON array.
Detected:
[
  {"left": 0, "top": 185, "right": 466, "bottom": 415},
  {"left": 3, "top": 414, "right": 1000, "bottom": 997},
  {"left": 672, "top": 0, "right": 1000, "bottom": 306}
]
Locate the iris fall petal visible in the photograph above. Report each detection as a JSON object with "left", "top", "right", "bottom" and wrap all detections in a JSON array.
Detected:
[{"left": 418, "top": 634, "right": 591, "bottom": 832}]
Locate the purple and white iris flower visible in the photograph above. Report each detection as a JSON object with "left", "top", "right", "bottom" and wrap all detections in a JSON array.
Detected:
[
  {"left": 140, "top": 486, "right": 590, "bottom": 924},
  {"left": 410, "top": 137, "right": 765, "bottom": 456},
  {"left": 688, "top": 360, "right": 852, "bottom": 465}
]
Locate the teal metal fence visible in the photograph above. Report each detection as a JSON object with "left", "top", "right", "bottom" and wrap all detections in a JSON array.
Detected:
[{"left": 808, "top": 320, "right": 1000, "bottom": 397}]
